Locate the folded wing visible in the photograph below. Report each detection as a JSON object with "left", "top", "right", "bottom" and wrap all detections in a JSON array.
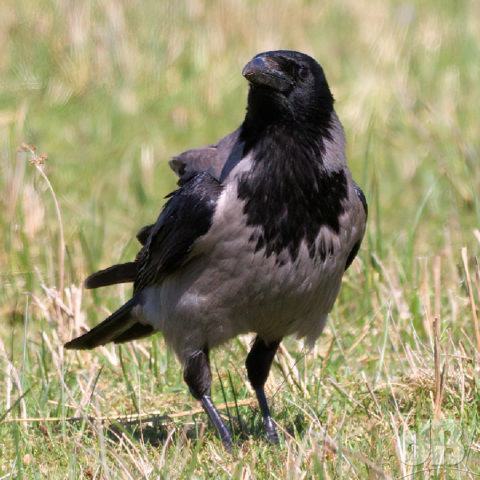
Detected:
[{"left": 66, "top": 171, "right": 223, "bottom": 349}]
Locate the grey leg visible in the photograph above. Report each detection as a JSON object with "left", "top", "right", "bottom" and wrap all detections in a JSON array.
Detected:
[
  {"left": 245, "top": 337, "right": 281, "bottom": 443},
  {"left": 184, "top": 349, "right": 233, "bottom": 450}
]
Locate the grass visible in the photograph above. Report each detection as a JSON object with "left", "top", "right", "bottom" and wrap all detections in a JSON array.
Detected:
[{"left": 1, "top": 0, "right": 480, "bottom": 478}]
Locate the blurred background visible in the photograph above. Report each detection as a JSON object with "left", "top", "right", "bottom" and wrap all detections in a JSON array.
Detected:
[
  {"left": 1, "top": 0, "right": 478, "bottom": 303},
  {"left": 1, "top": 0, "right": 479, "bottom": 477}
]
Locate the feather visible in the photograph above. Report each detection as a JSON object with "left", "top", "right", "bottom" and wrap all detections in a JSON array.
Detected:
[
  {"left": 113, "top": 323, "right": 154, "bottom": 343},
  {"left": 64, "top": 297, "right": 138, "bottom": 349},
  {"left": 169, "top": 129, "right": 241, "bottom": 185},
  {"left": 84, "top": 262, "right": 136, "bottom": 289},
  {"left": 136, "top": 224, "right": 154, "bottom": 245}
]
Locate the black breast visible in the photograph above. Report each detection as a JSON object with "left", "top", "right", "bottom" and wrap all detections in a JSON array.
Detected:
[{"left": 237, "top": 129, "right": 348, "bottom": 263}]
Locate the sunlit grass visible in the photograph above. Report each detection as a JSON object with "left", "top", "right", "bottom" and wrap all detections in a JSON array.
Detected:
[{"left": 1, "top": 0, "right": 479, "bottom": 478}]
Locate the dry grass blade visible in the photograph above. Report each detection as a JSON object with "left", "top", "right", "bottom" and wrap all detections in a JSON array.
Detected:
[
  {"left": 21, "top": 143, "right": 66, "bottom": 321},
  {"left": 327, "top": 377, "right": 382, "bottom": 422},
  {"left": 433, "top": 316, "right": 444, "bottom": 420},
  {"left": 320, "top": 335, "right": 335, "bottom": 379},
  {"left": 0, "top": 338, "right": 28, "bottom": 426}
]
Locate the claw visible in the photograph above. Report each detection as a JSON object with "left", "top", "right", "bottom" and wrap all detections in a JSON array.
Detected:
[
  {"left": 255, "top": 387, "right": 280, "bottom": 444},
  {"left": 264, "top": 415, "right": 279, "bottom": 444}
]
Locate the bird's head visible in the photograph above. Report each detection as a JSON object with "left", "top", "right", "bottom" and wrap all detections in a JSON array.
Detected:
[{"left": 242, "top": 50, "right": 334, "bottom": 129}]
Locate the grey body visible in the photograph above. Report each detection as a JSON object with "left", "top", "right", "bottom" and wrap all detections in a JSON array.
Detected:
[{"left": 142, "top": 113, "right": 365, "bottom": 362}]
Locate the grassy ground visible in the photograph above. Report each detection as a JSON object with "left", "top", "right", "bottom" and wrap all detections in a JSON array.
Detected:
[{"left": 1, "top": 0, "right": 480, "bottom": 478}]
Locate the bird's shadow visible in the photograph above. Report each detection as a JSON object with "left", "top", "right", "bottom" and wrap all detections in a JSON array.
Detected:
[
  {"left": 105, "top": 409, "right": 308, "bottom": 447},
  {"left": 106, "top": 414, "right": 207, "bottom": 447}
]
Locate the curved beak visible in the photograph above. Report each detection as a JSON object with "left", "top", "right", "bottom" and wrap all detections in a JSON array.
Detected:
[{"left": 242, "top": 55, "right": 293, "bottom": 92}]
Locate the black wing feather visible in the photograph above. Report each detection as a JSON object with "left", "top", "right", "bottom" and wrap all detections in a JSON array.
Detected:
[
  {"left": 84, "top": 262, "right": 137, "bottom": 289},
  {"left": 353, "top": 182, "right": 368, "bottom": 216},
  {"left": 344, "top": 183, "right": 368, "bottom": 271},
  {"left": 64, "top": 297, "right": 138, "bottom": 349},
  {"left": 133, "top": 171, "right": 223, "bottom": 292},
  {"left": 136, "top": 224, "right": 155, "bottom": 245}
]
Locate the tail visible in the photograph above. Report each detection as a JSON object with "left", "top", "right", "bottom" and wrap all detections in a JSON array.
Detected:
[
  {"left": 64, "top": 297, "right": 153, "bottom": 350},
  {"left": 84, "top": 262, "right": 136, "bottom": 289}
]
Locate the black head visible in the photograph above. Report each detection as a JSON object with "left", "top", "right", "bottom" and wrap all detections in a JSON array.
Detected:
[
  {"left": 242, "top": 50, "right": 334, "bottom": 129},
  {"left": 237, "top": 52, "right": 346, "bottom": 264}
]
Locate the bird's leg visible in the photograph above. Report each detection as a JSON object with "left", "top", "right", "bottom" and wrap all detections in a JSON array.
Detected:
[
  {"left": 245, "top": 337, "right": 281, "bottom": 444},
  {"left": 183, "top": 349, "right": 233, "bottom": 450}
]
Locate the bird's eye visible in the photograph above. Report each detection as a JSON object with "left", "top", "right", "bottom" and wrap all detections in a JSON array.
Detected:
[{"left": 298, "top": 66, "right": 309, "bottom": 80}]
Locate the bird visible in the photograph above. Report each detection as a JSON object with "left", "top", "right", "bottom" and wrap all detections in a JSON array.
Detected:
[{"left": 65, "top": 50, "right": 367, "bottom": 449}]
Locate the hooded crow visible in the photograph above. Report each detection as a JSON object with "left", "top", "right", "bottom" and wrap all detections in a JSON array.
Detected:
[{"left": 65, "top": 50, "right": 367, "bottom": 449}]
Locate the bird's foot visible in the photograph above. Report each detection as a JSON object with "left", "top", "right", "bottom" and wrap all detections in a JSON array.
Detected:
[
  {"left": 264, "top": 415, "right": 279, "bottom": 444},
  {"left": 254, "top": 387, "right": 280, "bottom": 444}
]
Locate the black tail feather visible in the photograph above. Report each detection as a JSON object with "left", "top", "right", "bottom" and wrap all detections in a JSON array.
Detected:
[
  {"left": 113, "top": 323, "right": 154, "bottom": 344},
  {"left": 84, "top": 262, "right": 136, "bottom": 289},
  {"left": 64, "top": 298, "right": 138, "bottom": 350}
]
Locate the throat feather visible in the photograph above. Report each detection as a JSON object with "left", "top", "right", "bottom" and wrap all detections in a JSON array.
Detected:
[{"left": 237, "top": 132, "right": 347, "bottom": 262}]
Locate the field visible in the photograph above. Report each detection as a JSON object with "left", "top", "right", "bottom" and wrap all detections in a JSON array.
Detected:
[{"left": 1, "top": 0, "right": 480, "bottom": 478}]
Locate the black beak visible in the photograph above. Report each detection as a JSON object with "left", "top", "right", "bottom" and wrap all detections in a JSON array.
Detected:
[{"left": 242, "top": 55, "right": 293, "bottom": 93}]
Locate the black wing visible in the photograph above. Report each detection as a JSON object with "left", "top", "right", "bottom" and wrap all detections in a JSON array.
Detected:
[
  {"left": 353, "top": 182, "right": 368, "bottom": 217},
  {"left": 344, "top": 182, "right": 368, "bottom": 271},
  {"left": 67, "top": 171, "right": 223, "bottom": 349},
  {"left": 133, "top": 171, "right": 223, "bottom": 292}
]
